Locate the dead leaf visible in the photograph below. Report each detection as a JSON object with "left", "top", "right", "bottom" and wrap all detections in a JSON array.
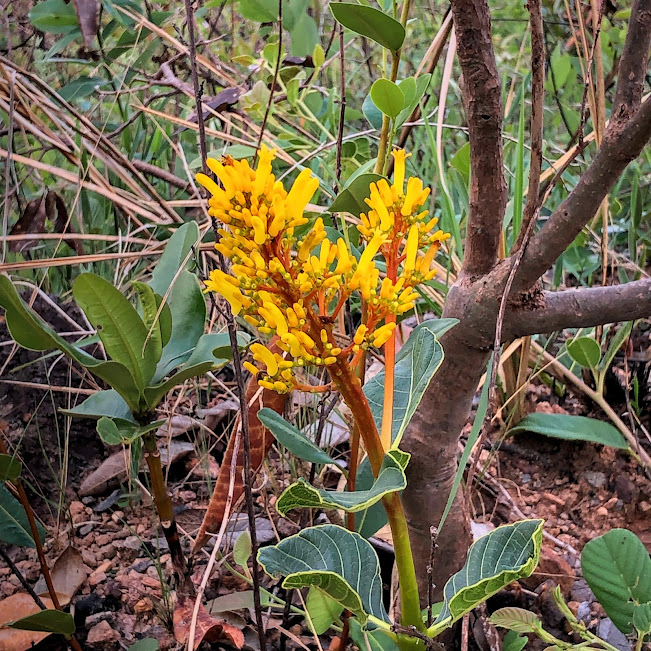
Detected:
[
  {"left": 0, "top": 593, "right": 54, "bottom": 651},
  {"left": 33, "top": 547, "right": 88, "bottom": 607},
  {"left": 71, "top": 0, "right": 100, "bottom": 48},
  {"left": 173, "top": 594, "right": 244, "bottom": 650},
  {"left": 207, "top": 591, "right": 254, "bottom": 615},
  {"left": 9, "top": 195, "right": 48, "bottom": 252},
  {"left": 79, "top": 441, "right": 195, "bottom": 497}
]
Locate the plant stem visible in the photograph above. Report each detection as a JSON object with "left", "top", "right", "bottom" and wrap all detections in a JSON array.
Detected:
[
  {"left": 380, "top": 258, "right": 398, "bottom": 450},
  {"left": 142, "top": 431, "right": 186, "bottom": 576}
]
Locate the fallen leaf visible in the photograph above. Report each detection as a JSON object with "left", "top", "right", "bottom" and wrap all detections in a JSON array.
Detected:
[
  {"left": 0, "top": 593, "right": 54, "bottom": 651},
  {"left": 33, "top": 547, "right": 88, "bottom": 607},
  {"left": 9, "top": 196, "right": 48, "bottom": 252},
  {"left": 173, "top": 594, "right": 244, "bottom": 650}
]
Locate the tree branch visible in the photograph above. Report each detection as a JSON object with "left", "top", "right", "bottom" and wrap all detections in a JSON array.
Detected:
[
  {"left": 451, "top": 0, "right": 506, "bottom": 277},
  {"left": 516, "top": 95, "right": 651, "bottom": 288},
  {"left": 507, "top": 278, "right": 651, "bottom": 337},
  {"left": 516, "top": 0, "right": 651, "bottom": 288},
  {"left": 612, "top": 0, "right": 651, "bottom": 126}
]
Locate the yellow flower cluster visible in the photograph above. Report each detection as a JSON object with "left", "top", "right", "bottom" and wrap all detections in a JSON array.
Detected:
[{"left": 197, "top": 147, "right": 449, "bottom": 393}]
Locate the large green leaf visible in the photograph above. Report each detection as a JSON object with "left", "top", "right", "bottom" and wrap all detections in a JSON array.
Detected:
[
  {"left": 149, "top": 222, "right": 201, "bottom": 295},
  {"left": 364, "top": 321, "right": 447, "bottom": 448},
  {"left": 61, "top": 389, "right": 136, "bottom": 424},
  {"left": 509, "top": 413, "right": 628, "bottom": 450},
  {"left": 430, "top": 520, "right": 544, "bottom": 632},
  {"left": 567, "top": 336, "right": 601, "bottom": 369},
  {"left": 73, "top": 273, "right": 158, "bottom": 389},
  {"left": 0, "top": 484, "right": 46, "bottom": 548},
  {"left": 258, "top": 408, "right": 335, "bottom": 466},
  {"left": 329, "top": 173, "right": 385, "bottom": 217},
  {"left": 153, "top": 271, "right": 207, "bottom": 382},
  {"left": 143, "top": 333, "right": 238, "bottom": 408},
  {"left": 0, "top": 454, "right": 22, "bottom": 482},
  {"left": 581, "top": 529, "right": 651, "bottom": 634},
  {"left": 370, "top": 79, "right": 405, "bottom": 119},
  {"left": 306, "top": 588, "right": 344, "bottom": 635},
  {"left": 8, "top": 610, "right": 75, "bottom": 636},
  {"left": 330, "top": 3, "right": 405, "bottom": 52},
  {"left": 258, "top": 524, "right": 389, "bottom": 625},
  {"left": 276, "top": 450, "right": 408, "bottom": 516},
  {"left": 133, "top": 281, "right": 172, "bottom": 364},
  {"left": 0, "top": 274, "right": 142, "bottom": 410},
  {"left": 490, "top": 607, "right": 543, "bottom": 633}
]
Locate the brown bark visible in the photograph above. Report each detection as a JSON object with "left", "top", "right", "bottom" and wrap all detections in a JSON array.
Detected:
[{"left": 450, "top": 0, "right": 506, "bottom": 277}]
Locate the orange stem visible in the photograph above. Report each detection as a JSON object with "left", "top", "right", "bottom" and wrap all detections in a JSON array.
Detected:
[{"left": 380, "top": 256, "right": 398, "bottom": 450}]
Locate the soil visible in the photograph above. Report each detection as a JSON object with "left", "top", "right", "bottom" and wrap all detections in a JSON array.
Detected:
[{"left": 0, "top": 296, "right": 649, "bottom": 651}]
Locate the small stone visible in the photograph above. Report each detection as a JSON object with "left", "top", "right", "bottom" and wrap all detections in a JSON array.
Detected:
[
  {"left": 79, "top": 524, "right": 94, "bottom": 537},
  {"left": 639, "top": 501, "right": 651, "bottom": 513},
  {"left": 70, "top": 501, "right": 87, "bottom": 525},
  {"left": 81, "top": 496, "right": 95, "bottom": 505},
  {"left": 131, "top": 558, "right": 152, "bottom": 573},
  {"left": 82, "top": 549, "right": 97, "bottom": 567},
  {"left": 86, "top": 620, "right": 119, "bottom": 648},
  {"left": 577, "top": 601, "right": 591, "bottom": 624},
  {"left": 89, "top": 571, "right": 106, "bottom": 587},
  {"left": 120, "top": 535, "right": 142, "bottom": 551},
  {"left": 571, "top": 579, "right": 595, "bottom": 603},
  {"left": 95, "top": 533, "right": 113, "bottom": 547},
  {"left": 584, "top": 471, "right": 607, "bottom": 489},
  {"left": 178, "top": 490, "right": 196, "bottom": 503},
  {"left": 615, "top": 475, "right": 634, "bottom": 503},
  {"left": 597, "top": 618, "right": 631, "bottom": 651},
  {"left": 596, "top": 506, "right": 609, "bottom": 517},
  {"left": 521, "top": 473, "right": 532, "bottom": 483},
  {"left": 134, "top": 597, "right": 153, "bottom": 613}
]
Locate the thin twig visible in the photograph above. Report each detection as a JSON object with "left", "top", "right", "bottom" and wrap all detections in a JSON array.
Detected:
[
  {"left": 391, "top": 624, "right": 445, "bottom": 651},
  {"left": 255, "top": 0, "right": 283, "bottom": 159},
  {"left": 334, "top": 22, "right": 346, "bottom": 192},
  {"left": 426, "top": 526, "right": 439, "bottom": 627},
  {"left": 0, "top": 546, "right": 48, "bottom": 610}
]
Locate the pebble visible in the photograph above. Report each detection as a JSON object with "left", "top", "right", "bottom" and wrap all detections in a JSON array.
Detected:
[
  {"left": 86, "top": 620, "right": 120, "bottom": 648},
  {"left": 577, "top": 601, "right": 591, "bottom": 624},
  {"left": 597, "top": 618, "right": 631, "bottom": 651},
  {"left": 570, "top": 579, "right": 595, "bottom": 603},
  {"left": 584, "top": 471, "right": 607, "bottom": 489},
  {"left": 69, "top": 500, "right": 87, "bottom": 525},
  {"left": 79, "top": 524, "right": 94, "bottom": 536}
]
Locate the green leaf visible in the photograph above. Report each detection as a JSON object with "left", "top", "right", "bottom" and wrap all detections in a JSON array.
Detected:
[
  {"left": 277, "top": 450, "right": 408, "bottom": 516},
  {"left": 0, "top": 275, "right": 142, "bottom": 410},
  {"left": 73, "top": 274, "right": 157, "bottom": 390},
  {"left": 450, "top": 142, "right": 471, "bottom": 185},
  {"left": 567, "top": 337, "right": 601, "bottom": 369},
  {"left": 329, "top": 173, "right": 385, "bottom": 217},
  {"left": 61, "top": 389, "right": 136, "bottom": 423},
  {"left": 503, "top": 630, "right": 529, "bottom": 651},
  {"left": 149, "top": 222, "right": 201, "bottom": 295},
  {"left": 233, "top": 529, "right": 252, "bottom": 571},
  {"left": 133, "top": 282, "right": 172, "bottom": 364},
  {"left": 599, "top": 322, "right": 632, "bottom": 374},
  {"left": 633, "top": 603, "right": 651, "bottom": 636},
  {"left": 509, "top": 413, "right": 628, "bottom": 450},
  {"left": 349, "top": 617, "right": 399, "bottom": 651},
  {"left": 0, "top": 484, "right": 45, "bottom": 548},
  {"left": 128, "top": 640, "right": 160, "bottom": 651},
  {"left": 58, "top": 77, "right": 111, "bottom": 101},
  {"left": 364, "top": 321, "right": 446, "bottom": 448},
  {"left": 330, "top": 3, "right": 405, "bottom": 53},
  {"left": 306, "top": 587, "right": 344, "bottom": 635},
  {"left": 395, "top": 74, "right": 431, "bottom": 128},
  {"left": 144, "top": 332, "right": 237, "bottom": 408},
  {"left": 258, "top": 408, "right": 335, "bottom": 466},
  {"left": 8, "top": 610, "right": 75, "bottom": 636},
  {"left": 153, "top": 271, "right": 207, "bottom": 382},
  {"left": 370, "top": 79, "right": 405, "bottom": 119},
  {"left": 96, "top": 417, "right": 166, "bottom": 446},
  {"left": 353, "top": 456, "right": 387, "bottom": 538},
  {"left": 0, "top": 454, "right": 22, "bottom": 482},
  {"left": 581, "top": 529, "right": 651, "bottom": 634},
  {"left": 490, "top": 607, "right": 542, "bottom": 633},
  {"left": 258, "top": 524, "right": 389, "bottom": 625},
  {"left": 362, "top": 93, "right": 383, "bottom": 130},
  {"left": 29, "top": 0, "right": 79, "bottom": 34},
  {"left": 239, "top": 0, "right": 277, "bottom": 22},
  {"left": 432, "top": 520, "right": 544, "bottom": 630}
]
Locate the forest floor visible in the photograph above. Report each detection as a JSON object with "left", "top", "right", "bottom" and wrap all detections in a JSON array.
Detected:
[{"left": 0, "top": 298, "right": 649, "bottom": 651}]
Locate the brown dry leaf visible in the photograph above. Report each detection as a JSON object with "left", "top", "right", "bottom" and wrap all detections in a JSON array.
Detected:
[
  {"left": 33, "top": 547, "right": 88, "bottom": 607},
  {"left": 0, "top": 593, "right": 54, "bottom": 651},
  {"left": 80, "top": 441, "right": 194, "bottom": 496},
  {"left": 173, "top": 594, "right": 245, "bottom": 650},
  {"left": 71, "top": 0, "right": 100, "bottom": 47},
  {"left": 79, "top": 448, "right": 130, "bottom": 497},
  {"left": 9, "top": 195, "right": 48, "bottom": 252}
]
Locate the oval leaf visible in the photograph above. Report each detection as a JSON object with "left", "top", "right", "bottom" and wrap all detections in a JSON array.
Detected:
[
  {"left": 61, "top": 389, "right": 135, "bottom": 423},
  {"left": 0, "top": 454, "right": 22, "bottom": 482},
  {"left": 490, "top": 607, "right": 542, "bottom": 633},
  {"left": 329, "top": 173, "right": 385, "bottom": 217},
  {"left": 276, "top": 450, "right": 408, "bottom": 516},
  {"left": 258, "top": 524, "right": 389, "bottom": 624},
  {"left": 370, "top": 79, "right": 405, "bottom": 119},
  {"left": 8, "top": 609, "right": 75, "bottom": 636},
  {"left": 509, "top": 413, "right": 628, "bottom": 450},
  {"left": 149, "top": 222, "right": 200, "bottom": 295},
  {"left": 364, "top": 321, "right": 446, "bottom": 448},
  {"left": 581, "top": 528, "right": 651, "bottom": 634},
  {"left": 306, "top": 587, "right": 344, "bottom": 635},
  {"left": 73, "top": 273, "right": 157, "bottom": 389},
  {"left": 0, "top": 484, "right": 46, "bottom": 548},
  {"left": 330, "top": 3, "right": 405, "bottom": 52},
  {"left": 432, "top": 519, "right": 544, "bottom": 630},
  {"left": 257, "top": 408, "right": 334, "bottom": 466},
  {"left": 567, "top": 337, "right": 601, "bottom": 369}
]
